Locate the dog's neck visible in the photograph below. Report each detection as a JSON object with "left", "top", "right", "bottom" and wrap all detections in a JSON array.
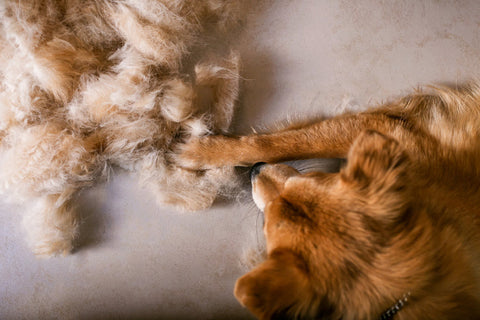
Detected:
[{"left": 379, "top": 292, "right": 411, "bottom": 320}]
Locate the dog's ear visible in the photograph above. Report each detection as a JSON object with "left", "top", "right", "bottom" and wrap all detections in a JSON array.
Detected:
[
  {"left": 234, "top": 250, "right": 327, "bottom": 320},
  {"left": 340, "top": 130, "right": 410, "bottom": 217}
]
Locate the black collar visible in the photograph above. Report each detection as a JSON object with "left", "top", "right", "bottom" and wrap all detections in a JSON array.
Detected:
[{"left": 379, "top": 292, "right": 411, "bottom": 320}]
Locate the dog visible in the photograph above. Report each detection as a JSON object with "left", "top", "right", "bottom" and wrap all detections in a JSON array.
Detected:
[{"left": 178, "top": 84, "right": 480, "bottom": 319}]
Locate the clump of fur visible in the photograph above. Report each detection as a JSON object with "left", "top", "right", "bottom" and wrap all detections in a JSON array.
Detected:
[{"left": 0, "top": 0, "right": 245, "bottom": 256}]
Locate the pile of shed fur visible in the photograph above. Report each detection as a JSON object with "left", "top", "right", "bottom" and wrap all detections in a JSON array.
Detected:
[{"left": 0, "top": 0, "right": 244, "bottom": 256}]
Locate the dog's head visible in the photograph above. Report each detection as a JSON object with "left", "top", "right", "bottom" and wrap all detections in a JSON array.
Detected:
[{"left": 235, "top": 130, "right": 412, "bottom": 319}]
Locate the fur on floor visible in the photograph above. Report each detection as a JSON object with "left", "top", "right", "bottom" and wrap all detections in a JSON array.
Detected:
[{"left": 0, "top": 0, "right": 244, "bottom": 256}]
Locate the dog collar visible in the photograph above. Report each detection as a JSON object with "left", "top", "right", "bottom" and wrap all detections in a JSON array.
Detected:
[{"left": 379, "top": 292, "right": 411, "bottom": 320}]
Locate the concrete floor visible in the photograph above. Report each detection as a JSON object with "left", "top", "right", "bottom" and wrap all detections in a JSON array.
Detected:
[{"left": 2, "top": 1, "right": 480, "bottom": 319}]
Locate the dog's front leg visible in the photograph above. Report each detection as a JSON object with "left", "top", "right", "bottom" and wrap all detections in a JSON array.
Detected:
[{"left": 177, "top": 112, "right": 399, "bottom": 169}]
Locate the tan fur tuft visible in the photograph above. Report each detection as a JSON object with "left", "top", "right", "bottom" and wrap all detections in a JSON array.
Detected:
[{"left": 0, "top": 0, "right": 246, "bottom": 256}]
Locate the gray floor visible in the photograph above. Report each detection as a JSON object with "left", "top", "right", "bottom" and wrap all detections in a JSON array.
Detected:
[{"left": 2, "top": 1, "right": 480, "bottom": 319}]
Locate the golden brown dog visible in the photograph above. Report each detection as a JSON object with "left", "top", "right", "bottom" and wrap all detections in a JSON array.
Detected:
[{"left": 179, "top": 84, "right": 480, "bottom": 319}]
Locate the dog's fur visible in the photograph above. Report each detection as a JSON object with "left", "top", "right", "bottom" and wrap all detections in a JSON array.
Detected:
[
  {"left": 0, "top": 0, "right": 246, "bottom": 256},
  {"left": 179, "top": 84, "right": 480, "bottom": 319}
]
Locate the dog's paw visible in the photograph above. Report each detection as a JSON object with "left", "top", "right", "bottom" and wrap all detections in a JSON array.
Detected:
[
  {"left": 173, "top": 136, "right": 220, "bottom": 170},
  {"left": 173, "top": 135, "right": 238, "bottom": 170}
]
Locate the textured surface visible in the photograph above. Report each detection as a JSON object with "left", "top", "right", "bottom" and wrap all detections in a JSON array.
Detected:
[{"left": 2, "top": 0, "right": 480, "bottom": 319}]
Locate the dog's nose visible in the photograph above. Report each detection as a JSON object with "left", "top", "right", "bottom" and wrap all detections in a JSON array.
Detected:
[{"left": 250, "top": 162, "right": 267, "bottom": 181}]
